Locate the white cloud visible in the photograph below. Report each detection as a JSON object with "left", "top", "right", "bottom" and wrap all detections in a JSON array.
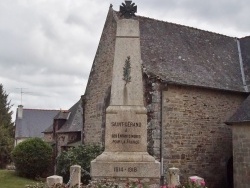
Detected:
[{"left": 0, "top": 0, "right": 249, "bottom": 121}]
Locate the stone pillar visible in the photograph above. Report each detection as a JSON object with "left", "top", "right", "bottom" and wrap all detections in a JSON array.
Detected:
[
  {"left": 167, "top": 167, "right": 180, "bottom": 187},
  {"left": 91, "top": 7, "right": 160, "bottom": 187},
  {"left": 46, "top": 175, "right": 63, "bottom": 187},
  {"left": 70, "top": 165, "right": 81, "bottom": 188}
]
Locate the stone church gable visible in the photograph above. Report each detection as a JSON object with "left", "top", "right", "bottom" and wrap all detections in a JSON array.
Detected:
[
  {"left": 83, "top": 7, "right": 117, "bottom": 144},
  {"left": 82, "top": 6, "right": 250, "bottom": 188}
]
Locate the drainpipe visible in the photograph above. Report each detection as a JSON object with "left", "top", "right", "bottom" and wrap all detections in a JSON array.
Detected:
[
  {"left": 160, "top": 85, "right": 164, "bottom": 186},
  {"left": 81, "top": 95, "right": 86, "bottom": 145},
  {"left": 236, "top": 38, "right": 249, "bottom": 92}
]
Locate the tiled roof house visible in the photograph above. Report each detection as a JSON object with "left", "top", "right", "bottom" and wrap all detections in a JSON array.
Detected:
[
  {"left": 14, "top": 105, "right": 60, "bottom": 146},
  {"left": 81, "top": 6, "right": 250, "bottom": 188},
  {"left": 43, "top": 99, "right": 83, "bottom": 156},
  {"left": 15, "top": 99, "right": 83, "bottom": 158}
]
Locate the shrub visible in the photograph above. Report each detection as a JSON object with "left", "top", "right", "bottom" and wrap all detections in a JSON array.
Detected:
[
  {"left": 12, "top": 137, "right": 52, "bottom": 179},
  {"left": 56, "top": 144, "right": 103, "bottom": 185}
]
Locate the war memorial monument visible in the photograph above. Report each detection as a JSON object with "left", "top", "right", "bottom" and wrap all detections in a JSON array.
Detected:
[{"left": 91, "top": 1, "right": 160, "bottom": 186}]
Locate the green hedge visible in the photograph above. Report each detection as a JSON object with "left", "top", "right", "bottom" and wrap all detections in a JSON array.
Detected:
[
  {"left": 12, "top": 138, "right": 52, "bottom": 179},
  {"left": 56, "top": 144, "right": 103, "bottom": 184}
]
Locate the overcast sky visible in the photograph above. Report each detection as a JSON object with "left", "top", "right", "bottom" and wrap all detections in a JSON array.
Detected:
[{"left": 0, "top": 0, "right": 249, "bottom": 121}]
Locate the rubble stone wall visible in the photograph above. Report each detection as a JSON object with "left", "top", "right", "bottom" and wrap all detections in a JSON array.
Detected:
[
  {"left": 232, "top": 123, "right": 250, "bottom": 188},
  {"left": 83, "top": 9, "right": 116, "bottom": 145},
  {"left": 162, "top": 85, "right": 246, "bottom": 188}
]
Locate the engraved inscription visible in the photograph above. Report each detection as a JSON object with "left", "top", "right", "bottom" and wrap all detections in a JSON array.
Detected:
[
  {"left": 114, "top": 167, "right": 124, "bottom": 172},
  {"left": 114, "top": 167, "right": 137, "bottom": 173},
  {"left": 112, "top": 139, "right": 139, "bottom": 144},
  {"left": 111, "top": 121, "right": 142, "bottom": 145},
  {"left": 128, "top": 167, "right": 137, "bottom": 172},
  {"left": 111, "top": 134, "right": 141, "bottom": 138},
  {"left": 111, "top": 121, "right": 141, "bottom": 127}
]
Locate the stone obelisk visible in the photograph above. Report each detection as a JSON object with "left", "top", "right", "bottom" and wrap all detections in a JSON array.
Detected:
[{"left": 91, "top": 1, "right": 160, "bottom": 184}]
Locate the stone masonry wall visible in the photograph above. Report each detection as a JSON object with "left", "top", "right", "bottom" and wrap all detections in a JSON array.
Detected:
[
  {"left": 144, "top": 76, "right": 162, "bottom": 159},
  {"left": 162, "top": 85, "right": 246, "bottom": 188},
  {"left": 55, "top": 132, "right": 80, "bottom": 156},
  {"left": 57, "top": 133, "right": 68, "bottom": 155},
  {"left": 44, "top": 132, "right": 53, "bottom": 143},
  {"left": 83, "top": 8, "right": 116, "bottom": 145},
  {"left": 232, "top": 123, "right": 250, "bottom": 188}
]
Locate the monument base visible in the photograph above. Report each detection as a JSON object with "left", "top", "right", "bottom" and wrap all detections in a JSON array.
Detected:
[
  {"left": 91, "top": 160, "right": 160, "bottom": 178},
  {"left": 94, "top": 151, "right": 157, "bottom": 162},
  {"left": 91, "top": 159, "right": 160, "bottom": 187},
  {"left": 91, "top": 151, "right": 160, "bottom": 178}
]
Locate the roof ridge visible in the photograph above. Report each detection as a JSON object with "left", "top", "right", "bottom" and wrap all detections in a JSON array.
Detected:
[
  {"left": 23, "top": 108, "right": 63, "bottom": 111},
  {"left": 113, "top": 10, "right": 236, "bottom": 39}
]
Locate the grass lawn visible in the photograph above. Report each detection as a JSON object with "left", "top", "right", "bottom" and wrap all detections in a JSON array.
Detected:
[{"left": 0, "top": 170, "right": 41, "bottom": 188}]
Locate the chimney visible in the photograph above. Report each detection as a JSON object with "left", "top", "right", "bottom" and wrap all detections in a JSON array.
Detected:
[{"left": 17, "top": 105, "right": 23, "bottom": 119}]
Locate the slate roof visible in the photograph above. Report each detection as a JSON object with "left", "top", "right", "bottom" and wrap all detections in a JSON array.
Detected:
[
  {"left": 43, "top": 124, "right": 53, "bottom": 133},
  {"left": 226, "top": 95, "right": 250, "bottom": 124},
  {"left": 15, "top": 109, "right": 60, "bottom": 138},
  {"left": 54, "top": 111, "right": 70, "bottom": 120},
  {"left": 42, "top": 111, "right": 70, "bottom": 133},
  {"left": 56, "top": 100, "right": 82, "bottom": 133},
  {"left": 111, "top": 9, "right": 250, "bottom": 92}
]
